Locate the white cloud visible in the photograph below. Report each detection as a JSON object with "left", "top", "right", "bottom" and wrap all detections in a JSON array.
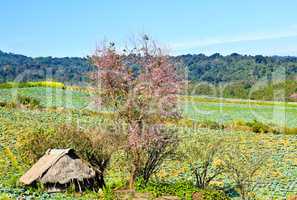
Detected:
[{"left": 171, "top": 25, "right": 297, "bottom": 51}]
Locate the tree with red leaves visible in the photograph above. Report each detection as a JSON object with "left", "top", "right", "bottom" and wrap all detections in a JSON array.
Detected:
[{"left": 91, "top": 35, "right": 185, "bottom": 189}]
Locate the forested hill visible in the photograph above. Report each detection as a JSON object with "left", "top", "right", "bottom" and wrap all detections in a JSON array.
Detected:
[
  {"left": 174, "top": 53, "right": 297, "bottom": 83},
  {"left": 1, "top": 50, "right": 297, "bottom": 84},
  {"left": 0, "top": 50, "right": 94, "bottom": 83}
]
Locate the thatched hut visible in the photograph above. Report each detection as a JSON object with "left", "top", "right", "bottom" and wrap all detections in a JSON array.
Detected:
[
  {"left": 290, "top": 93, "right": 297, "bottom": 101},
  {"left": 19, "top": 149, "right": 96, "bottom": 193}
]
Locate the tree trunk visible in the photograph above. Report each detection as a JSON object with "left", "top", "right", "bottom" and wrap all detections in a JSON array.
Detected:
[
  {"left": 92, "top": 170, "right": 105, "bottom": 191},
  {"left": 129, "top": 152, "right": 140, "bottom": 189},
  {"left": 239, "top": 185, "right": 246, "bottom": 200},
  {"left": 129, "top": 166, "right": 137, "bottom": 189},
  {"left": 97, "top": 172, "right": 106, "bottom": 188}
]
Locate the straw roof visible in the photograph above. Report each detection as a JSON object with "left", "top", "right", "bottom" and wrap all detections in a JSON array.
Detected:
[
  {"left": 290, "top": 93, "right": 297, "bottom": 99},
  {"left": 19, "top": 149, "right": 96, "bottom": 185}
]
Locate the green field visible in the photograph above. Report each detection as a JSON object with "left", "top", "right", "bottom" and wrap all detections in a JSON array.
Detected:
[
  {"left": 183, "top": 98, "right": 297, "bottom": 128},
  {"left": 1, "top": 87, "right": 297, "bottom": 199},
  {"left": 1, "top": 87, "right": 297, "bottom": 128},
  {"left": 0, "top": 87, "right": 91, "bottom": 109}
]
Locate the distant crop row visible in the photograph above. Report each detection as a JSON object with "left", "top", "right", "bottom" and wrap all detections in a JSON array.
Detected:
[{"left": 0, "top": 81, "right": 65, "bottom": 89}]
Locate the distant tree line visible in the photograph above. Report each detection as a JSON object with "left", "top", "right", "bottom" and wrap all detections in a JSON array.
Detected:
[
  {"left": 174, "top": 53, "right": 297, "bottom": 83},
  {"left": 0, "top": 50, "right": 94, "bottom": 84},
  {"left": 1, "top": 50, "right": 297, "bottom": 100},
  {"left": 188, "top": 80, "right": 297, "bottom": 101}
]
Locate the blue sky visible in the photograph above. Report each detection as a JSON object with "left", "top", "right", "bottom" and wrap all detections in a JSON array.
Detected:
[{"left": 1, "top": 0, "right": 297, "bottom": 57}]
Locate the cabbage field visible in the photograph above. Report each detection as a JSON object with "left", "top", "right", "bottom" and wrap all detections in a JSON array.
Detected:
[
  {"left": 1, "top": 87, "right": 297, "bottom": 128},
  {"left": 1, "top": 87, "right": 297, "bottom": 199}
]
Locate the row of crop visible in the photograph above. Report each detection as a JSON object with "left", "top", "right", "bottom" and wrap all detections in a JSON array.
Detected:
[{"left": 0, "top": 81, "right": 65, "bottom": 89}]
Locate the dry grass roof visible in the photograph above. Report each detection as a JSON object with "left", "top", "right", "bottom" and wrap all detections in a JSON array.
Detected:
[
  {"left": 19, "top": 149, "right": 95, "bottom": 185},
  {"left": 290, "top": 93, "right": 297, "bottom": 99}
]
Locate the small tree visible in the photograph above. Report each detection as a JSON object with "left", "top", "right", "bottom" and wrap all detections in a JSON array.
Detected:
[
  {"left": 181, "top": 134, "right": 225, "bottom": 189},
  {"left": 223, "top": 142, "right": 268, "bottom": 200},
  {"left": 133, "top": 126, "right": 179, "bottom": 185},
  {"left": 91, "top": 35, "right": 184, "bottom": 188},
  {"left": 55, "top": 125, "right": 125, "bottom": 188}
]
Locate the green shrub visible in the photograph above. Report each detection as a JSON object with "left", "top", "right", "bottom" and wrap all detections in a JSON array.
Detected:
[
  {"left": 16, "top": 95, "right": 41, "bottom": 108},
  {"left": 0, "top": 147, "right": 25, "bottom": 187},
  {"left": 246, "top": 120, "right": 272, "bottom": 133},
  {"left": 0, "top": 95, "right": 41, "bottom": 109},
  {"left": 102, "top": 186, "right": 115, "bottom": 200},
  {"left": 201, "top": 190, "right": 232, "bottom": 200},
  {"left": 201, "top": 120, "right": 225, "bottom": 130},
  {"left": 284, "top": 127, "right": 297, "bottom": 135},
  {"left": 274, "top": 127, "right": 297, "bottom": 135},
  {"left": 0, "top": 194, "right": 12, "bottom": 200},
  {"left": 0, "top": 102, "right": 17, "bottom": 109},
  {"left": 17, "top": 124, "right": 125, "bottom": 189},
  {"left": 136, "top": 180, "right": 230, "bottom": 200}
]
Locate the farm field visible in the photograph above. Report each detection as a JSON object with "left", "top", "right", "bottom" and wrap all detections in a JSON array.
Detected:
[
  {"left": 1, "top": 87, "right": 297, "bottom": 128},
  {"left": 160, "top": 129, "right": 297, "bottom": 200},
  {"left": 0, "top": 104, "right": 297, "bottom": 199},
  {"left": 183, "top": 99, "right": 297, "bottom": 128},
  {"left": 1, "top": 87, "right": 297, "bottom": 199},
  {"left": 0, "top": 87, "right": 91, "bottom": 109}
]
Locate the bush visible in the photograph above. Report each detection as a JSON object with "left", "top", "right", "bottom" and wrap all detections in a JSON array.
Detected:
[
  {"left": 101, "top": 186, "right": 115, "bottom": 200},
  {"left": 223, "top": 142, "right": 268, "bottom": 200},
  {"left": 16, "top": 95, "right": 41, "bottom": 108},
  {"left": 180, "top": 135, "right": 225, "bottom": 189},
  {"left": 136, "top": 127, "right": 179, "bottom": 186},
  {"left": 278, "top": 127, "right": 297, "bottom": 135},
  {"left": 136, "top": 180, "right": 231, "bottom": 200},
  {"left": 246, "top": 120, "right": 272, "bottom": 133},
  {"left": 17, "top": 124, "right": 125, "bottom": 189},
  {"left": 199, "top": 120, "right": 225, "bottom": 130},
  {"left": 0, "top": 194, "right": 12, "bottom": 200},
  {"left": 0, "top": 148, "right": 24, "bottom": 188},
  {"left": 201, "top": 190, "right": 232, "bottom": 200},
  {"left": 0, "top": 102, "right": 17, "bottom": 108},
  {"left": 0, "top": 95, "right": 41, "bottom": 109}
]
